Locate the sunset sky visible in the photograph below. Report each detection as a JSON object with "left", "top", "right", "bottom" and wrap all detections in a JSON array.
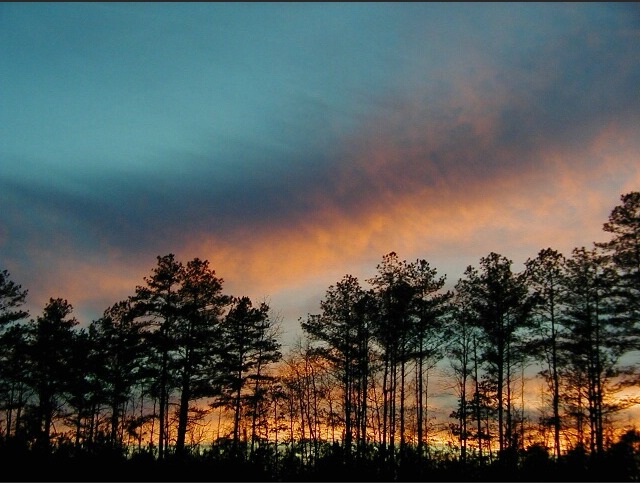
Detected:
[{"left": 2, "top": 3, "right": 640, "bottom": 347}]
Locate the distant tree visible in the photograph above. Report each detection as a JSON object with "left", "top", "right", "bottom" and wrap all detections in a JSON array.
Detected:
[
  {"left": 26, "top": 298, "right": 78, "bottom": 450},
  {"left": 280, "top": 338, "right": 327, "bottom": 465}
]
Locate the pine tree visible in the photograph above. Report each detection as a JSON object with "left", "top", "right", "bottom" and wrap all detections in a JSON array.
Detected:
[
  {"left": 455, "top": 253, "right": 533, "bottom": 456},
  {"left": 216, "top": 296, "right": 281, "bottom": 457},
  {"left": 27, "top": 298, "right": 78, "bottom": 450},
  {"left": 559, "top": 246, "right": 633, "bottom": 457},
  {"left": 447, "top": 291, "right": 477, "bottom": 463},
  {"left": 524, "top": 248, "right": 566, "bottom": 458},
  {"left": 0, "top": 323, "right": 31, "bottom": 438},
  {"left": 301, "top": 274, "right": 372, "bottom": 460},
  {"left": 405, "top": 259, "right": 451, "bottom": 456},
  {"left": 132, "top": 254, "right": 183, "bottom": 459},
  {"left": 597, "top": 192, "right": 640, "bottom": 350},
  {"left": 173, "top": 258, "right": 229, "bottom": 457},
  {"left": 369, "top": 253, "right": 418, "bottom": 461},
  {"left": 90, "top": 299, "right": 147, "bottom": 449},
  {"left": 0, "top": 269, "right": 28, "bottom": 328}
]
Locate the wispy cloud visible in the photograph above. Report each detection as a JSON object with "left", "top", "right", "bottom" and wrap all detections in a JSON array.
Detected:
[{"left": 2, "top": 3, "right": 638, "bottom": 341}]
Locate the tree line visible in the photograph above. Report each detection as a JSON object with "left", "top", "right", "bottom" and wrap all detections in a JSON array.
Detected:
[{"left": 0, "top": 192, "right": 639, "bottom": 481}]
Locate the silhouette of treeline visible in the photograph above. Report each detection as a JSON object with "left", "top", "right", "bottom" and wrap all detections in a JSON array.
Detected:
[{"left": 1, "top": 192, "right": 640, "bottom": 481}]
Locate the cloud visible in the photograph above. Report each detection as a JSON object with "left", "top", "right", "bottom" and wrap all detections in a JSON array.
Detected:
[{"left": 2, "top": 3, "right": 639, "bottom": 342}]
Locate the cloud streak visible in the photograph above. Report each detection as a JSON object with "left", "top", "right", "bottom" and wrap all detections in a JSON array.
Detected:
[{"left": 1, "top": 3, "right": 639, "bottom": 341}]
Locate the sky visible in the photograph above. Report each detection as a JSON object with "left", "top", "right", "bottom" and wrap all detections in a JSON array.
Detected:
[{"left": 2, "top": 2, "right": 640, "bottom": 347}]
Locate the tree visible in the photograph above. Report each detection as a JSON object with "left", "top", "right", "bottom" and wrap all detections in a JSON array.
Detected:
[
  {"left": 215, "top": 296, "right": 281, "bottom": 456},
  {"left": 279, "top": 338, "right": 327, "bottom": 465},
  {"left": 301, "top": 274, "right": 373, "bottom": 460},
  {"left": 27, "top": 298, "right": 78, "bottom": 450},
  {"left": 559, "top": 246, "right": 635, "bottom": 457},
  {"left": 64, "top": 327, "right": 101, "bottom": 449},
  {"left": 455, "top": 253, "right": 533, "bottom": 456},
  {"left": 0, "top": 323, "right": 31, "bottom": 439},
  {"left": 368, "top": 253, "right": 415, "bottom": 461},
  {"left": 0, "top": 269, "right": 28, "bottom": 331},
  {"left": 524, "top": 248, "right": 565, "bottom": 458},
  {"left": 0, "top": 268, "right": 29, "bottom": 437},
  {"left": 173, "top": 258, "right": 229, "bottom": 457},
  {"left": 133, "top": 254, "right": 183, "bottom": 459},
  {"left": 90, "top": 299, "right": 147, "bottom": 449},
  {"left": 405, "top": 259, "right": 451, "bottom": 456},
  {"left": 245, "top": 301, "right": 282, "bottom": 456},
  {"left": 447, "top": 291, "right": 477, "bottom": 463},
  {"left": 597, "top": 192, "right": 640, "bottom": 349}
]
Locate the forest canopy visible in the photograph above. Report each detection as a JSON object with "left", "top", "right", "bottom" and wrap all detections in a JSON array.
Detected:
[{"left": 1, "top": 192, "right": 640, "bottom": 481}]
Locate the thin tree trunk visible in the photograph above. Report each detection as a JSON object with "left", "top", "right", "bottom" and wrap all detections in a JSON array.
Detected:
[
  {"left": 424, "top": 368, "right": 429, "bottom": 457},
  {"left": 473, "top": 337, "right": 483, "bottom": 459},
  {"left": 381, "top": 352, "right": 389, "bottom": 458},
  {"left": 234, "top": 370, "right": 243, "bottom": 447},
  {"left": 551, "top": 314, "right": 560, "bottom": 458},
  {"left": 399, "top": 355, "right": 406, "bottom": 460},
  {"left": 158, "top": 342, "right": 168, "bottom": 459},
  {"left": 417, "top": 350, "right": 424, "bottom": 457},
  {"left": 176, "top": 368, "right": 191, "bottom": 456},
  {"left": 111, "top": 392, "right": 120, "bottom": 447}
]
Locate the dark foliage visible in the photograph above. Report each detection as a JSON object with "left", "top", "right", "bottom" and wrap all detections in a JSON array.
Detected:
[{"left": 1, "top": 192, "right": 640, "bottom": 481}]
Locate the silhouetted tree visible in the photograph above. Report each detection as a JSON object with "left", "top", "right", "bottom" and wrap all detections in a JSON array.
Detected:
[
  {"left": 455, "top": 253, "right": 533, "bottom": 456},
  {"left": 246, "top": 302, "right": 282, "bottom": 457},
  {"left": 281, "top": 338, "right": 327, "bottom": 465},
  {"left": 405, "top": 259, "right": 451, "bottom": 456},
  {"left": 524, "top": 248, "right": 566, "bottom": 458},
  {"left": 597, "top": 191, "right": 640, "bottom": 350},
  {"left": 0, "top": 270, "right": 29, "bottom": 329},
  {"left": 173, "top": 258, "right": 229, "bottom": 457},
  {"left": 302, "top": 274, "right": 373, "bottom": 461},
  {"left": 0, "top": 323, "right": 31, "bottom": 438},
  {"left": 90, "top": 299, "right": 147, "bottom": 449},
  {"left": 559, "top": 246, "right": 634, "bottom": 457},
  {"left": 133, "top": 254, "right": 183, "bottom": 459},
  {"left": 215, "top": 296, "right": 281, "bottom": 457},
  {"left": 368, "top": 252, "right": 415, "bottom": 462},
  {"left": 0, "top": 269, "right": 30, "bottom": 439},
  {"left": 64, "top": 327, "right": 106, "bottom": 450},
  {"left": 27, "top": 298, "right": 78, "bottom": 450},
  {"left": 447, "top": 292, "right": 477, "bottom": 463}
]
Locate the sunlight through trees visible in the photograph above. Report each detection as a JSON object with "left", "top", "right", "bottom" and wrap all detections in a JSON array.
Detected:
[{"left": 1, "top": 192, "right": 640, "bottom": 480}]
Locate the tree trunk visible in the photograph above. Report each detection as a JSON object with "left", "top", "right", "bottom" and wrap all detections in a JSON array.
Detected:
[
  {"left": 175, "top": 373, "right": 190, "bottom": 456},
  {"left": 417, "top": 347, "right": 424, "bottom": 457}
]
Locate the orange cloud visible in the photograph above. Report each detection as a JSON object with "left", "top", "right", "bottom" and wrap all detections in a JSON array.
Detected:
[
  {"left": 14, "top": 69, "right": 640, "bottom": 344},
  {"left": 22, "top": 117, "right": 637, "bottom": 341}
]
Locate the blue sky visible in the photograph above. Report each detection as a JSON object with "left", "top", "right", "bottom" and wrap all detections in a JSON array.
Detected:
[{"left": 2, "top": 2, "right": 639, "bottom": 345}]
